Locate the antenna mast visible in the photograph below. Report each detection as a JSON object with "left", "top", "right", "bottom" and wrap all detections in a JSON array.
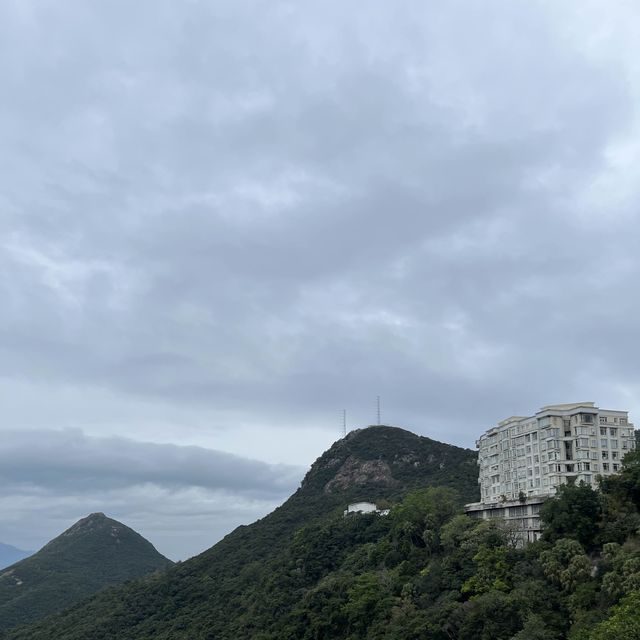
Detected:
[
  {"left": 376, "top": 395, "right": 381, "bottom": 425},
  {"left": 342, "top": 409, "right": 347, "bottom": 438}
]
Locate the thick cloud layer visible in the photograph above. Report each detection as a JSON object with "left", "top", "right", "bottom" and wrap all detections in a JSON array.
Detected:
[
  {"left": 0, "top": 429, "right": 302, "bottom": 497},
  {"left": 1, "top": 0, "right": 640, "bottom": 557},
  {"left": 0, "top": 430, "right": 303, "bottom": 559}
]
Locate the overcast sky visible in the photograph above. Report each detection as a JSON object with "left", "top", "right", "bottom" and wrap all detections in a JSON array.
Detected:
[{"left": 1, "top": 0, "right": 640, "bottom": 560}]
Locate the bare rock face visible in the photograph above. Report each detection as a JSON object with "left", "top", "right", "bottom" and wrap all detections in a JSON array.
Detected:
[{"left": 324, "top": 456, "right": 400, "bottom": 494}]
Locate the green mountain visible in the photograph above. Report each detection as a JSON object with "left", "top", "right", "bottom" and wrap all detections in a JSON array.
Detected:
[
  {"left": 0, "top": 425, "right": 479, "bottom": 639},
  {"left": 0, "top": 546, "right": 32, "bottom": 572},
  {"left": 0, "top": 513, "right": 173, "bottom": 632},
  {"left": 5, "top": 428, "right": 640, "bottom": 640}
]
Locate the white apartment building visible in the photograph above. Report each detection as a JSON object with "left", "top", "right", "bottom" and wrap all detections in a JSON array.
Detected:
[{"left": 465, "top": 402, "right": 636, "bottom": 543}]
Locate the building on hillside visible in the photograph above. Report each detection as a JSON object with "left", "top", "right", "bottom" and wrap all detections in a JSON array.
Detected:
[
  {"left": 464, "top": 402, "right": 636, "bottom": 544},
  {"left": 344, "top": 502, "right": 390, "bottom": 517}
]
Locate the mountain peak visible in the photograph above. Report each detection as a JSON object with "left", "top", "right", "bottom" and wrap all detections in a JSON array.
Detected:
[
  {"left": 0, "top": 514, "right": 173, "bottom": 632},
  {"left": 61, "top": 512, "right": 117, "bottom": 538},
  {"left": 299, "top": 424, "right": 478, "bottom": 505}
]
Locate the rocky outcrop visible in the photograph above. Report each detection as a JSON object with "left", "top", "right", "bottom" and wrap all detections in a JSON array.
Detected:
[{"left": 324, "top": 456, "right": 400, "bottom": 494}]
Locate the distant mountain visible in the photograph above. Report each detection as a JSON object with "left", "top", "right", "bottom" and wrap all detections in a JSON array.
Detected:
[
  {"left": 0, "top": 545, "right": 32, "bottom": 572},
  {"left": 1, "top": 426, "right": 478, "bottom": 639},
  {"left": 0, "top": 513, "right": 173, "bottom": 632}
]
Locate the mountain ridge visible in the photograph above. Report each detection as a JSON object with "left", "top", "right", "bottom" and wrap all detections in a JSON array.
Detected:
[
  {"left": 1, "top": 424, "right": 478, "bottom": 639},
  {"left": 0, "top": 512, "right": 173, "bottom": 632}
]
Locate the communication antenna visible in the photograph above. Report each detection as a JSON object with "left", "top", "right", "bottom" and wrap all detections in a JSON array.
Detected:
[
  {"left": 376, "top": 395, "right": 381, "bottom": 425},
  {"left": 342, "top": 409, "right": 347, "bottom": 438}
]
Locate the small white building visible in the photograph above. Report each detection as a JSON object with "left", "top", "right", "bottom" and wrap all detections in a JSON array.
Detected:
[{"left": 344, "top": 502, "right": 390, "bottom": 517}]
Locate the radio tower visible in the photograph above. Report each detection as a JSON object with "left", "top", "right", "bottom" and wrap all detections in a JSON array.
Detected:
[
  {"left": 342, "top": 409, "right": 347, "bottom": 438},
  {"left": 376, "top": 395, "right": 381, "bottom": 425}
]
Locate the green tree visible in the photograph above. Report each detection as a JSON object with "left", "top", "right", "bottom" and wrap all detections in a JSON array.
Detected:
[
  {"left": 600, "top": 543, "right": 640, "bottom": 602},
  {"left": 391, "top": 487, "right": 459, "bottom": 554},
  {"left": 512, "top": 613, "right": 561, "bottom": 640},
  {"left": 540, "top": 484, "right": 601, "bottom": 548},
  {"left": 599, "top": 451, "right": 640, "bottom": 542},
  {"left": 462, "top": 546, "right": 511, "bottom": 595},
  {"left": 587, "top": 590, "right": 640, "bottom": 640},
  {"left": 539, "top": 539, "right": 592, "bottom": 592},
  {"left": 342, "top": 572, "right": 393, "bottom": 636}
]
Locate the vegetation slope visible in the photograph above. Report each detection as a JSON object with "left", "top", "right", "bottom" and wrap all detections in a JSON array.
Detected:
[
  {"left": 0, "top": 513, "right": 173, "bottom": 632},
  {"left": 0, "top": 425, "right": 478, "bottom": 639},
  {"left": 6, "top": 426, "right": 640, "bottom": 638}
]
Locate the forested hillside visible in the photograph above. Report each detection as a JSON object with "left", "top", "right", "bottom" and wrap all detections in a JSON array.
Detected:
[
  {"left": 0, "top": 426, "right": 478, "bottom": 639},
  {"left": 9, "top": 427, "right": 640, "bottom": 639},
  {"left": 0, "top": 513, "right": 173, "bottom": 632}
]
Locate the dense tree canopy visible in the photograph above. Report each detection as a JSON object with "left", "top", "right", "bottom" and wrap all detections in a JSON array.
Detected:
[{"left": 4, "top": 433, "right": 640, "bottom": 639}]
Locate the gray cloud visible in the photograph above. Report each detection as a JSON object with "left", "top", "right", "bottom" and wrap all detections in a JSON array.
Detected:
[
  {"left": 0, "top": 429, "right": 303, "bottom": 497},
  {"left": 1, "top": 0, "right": 640, "bottom": 556},
  {"left": 0, "top": 429, "right": 303, "bottom": 560}
]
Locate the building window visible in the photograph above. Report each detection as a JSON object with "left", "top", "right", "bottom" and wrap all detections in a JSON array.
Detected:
[
  {"left": 600, "top": 427, "right": 607, "bottom": 436},
  {"left": 613, "top": 464, "right": 620, "bottom": 471},
  {"left": 603, "top": 463, "right": 609, "bottom": 471},
  {"left": 602, "top": 451, "right": 609, "bottom": 459},
  {"left": 610, "top": 428, "right": 618, "bottom": 436},
  {"left": 601, "top": 439, "right": 608, "bottom": 448},
  {"left": 611, "top": 440, "right": 618, "bottom": 449},
  {"left": 600, "top": 417, "right": 608, "bottom": 424}
]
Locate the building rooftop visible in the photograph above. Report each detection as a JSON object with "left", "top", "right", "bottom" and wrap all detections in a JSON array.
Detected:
[{"left": 539, "top": 402, "right": 595, "bottom": 411}]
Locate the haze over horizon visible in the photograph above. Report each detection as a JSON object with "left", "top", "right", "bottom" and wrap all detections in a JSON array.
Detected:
[{"left": 2, "top": 0, "right": 640, "bottom": 560}]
